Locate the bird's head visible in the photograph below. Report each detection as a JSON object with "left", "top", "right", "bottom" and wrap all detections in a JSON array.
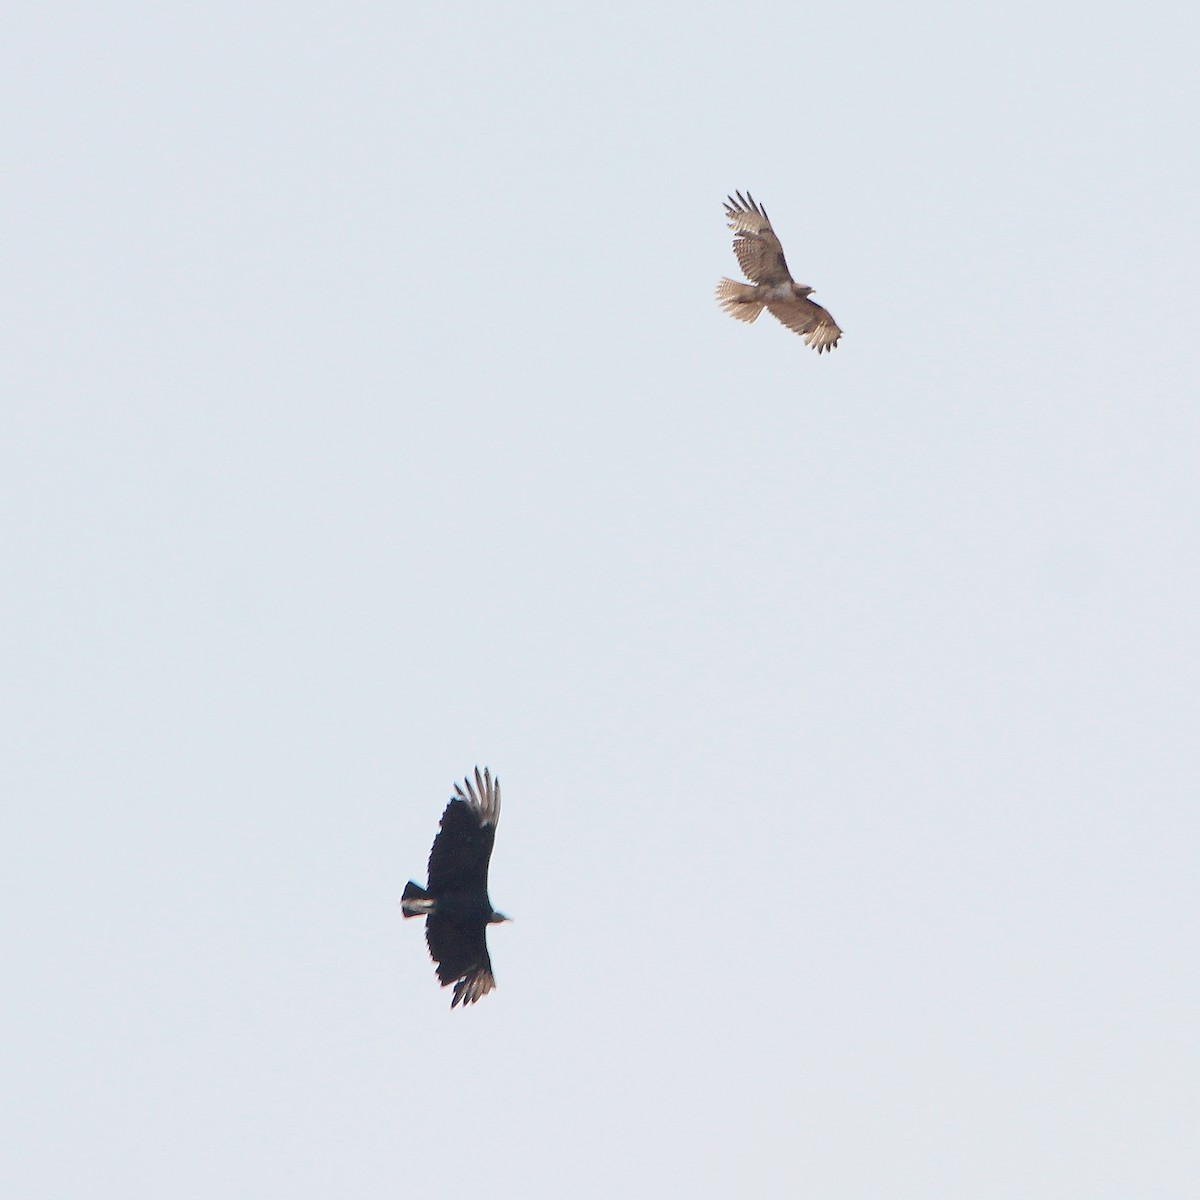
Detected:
[
  {"left": 489, "top": 910, "right": 511, "bottom": 924},
  {"left": 793, "top": 283, "right": 814, "bottom": 298}
]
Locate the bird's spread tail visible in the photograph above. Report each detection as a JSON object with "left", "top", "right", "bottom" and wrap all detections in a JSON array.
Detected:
[
  {"left": 401, "top": 881, "right": 435, "bottom": 917},
  {"left": 716, "top": 277, "right": 763, "bottom": 323}
]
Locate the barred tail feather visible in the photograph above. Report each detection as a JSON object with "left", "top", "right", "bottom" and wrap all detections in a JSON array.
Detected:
[
  {"left": 716, "top": 277, "right": 763, "bottom": 323},
  {"left": 402, "top": 881, "right": 435, "bottom": 917}
]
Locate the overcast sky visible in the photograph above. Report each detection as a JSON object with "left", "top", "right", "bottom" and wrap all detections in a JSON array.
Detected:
[{"left": 3, "top": 2, "right": 1198, "bottom": 1197}]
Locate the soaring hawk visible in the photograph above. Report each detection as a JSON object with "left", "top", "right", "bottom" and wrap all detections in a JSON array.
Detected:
[
  {"left": 716, "top": 191, "right": 842, "bottom": 353},
  {"left": 402, "top": 768, "right": 509, "bottom": 1008}
]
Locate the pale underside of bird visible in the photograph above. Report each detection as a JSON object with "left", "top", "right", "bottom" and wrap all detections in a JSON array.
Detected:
[{"left": 716, "top": 191, "right": 842, "bottom": 353}]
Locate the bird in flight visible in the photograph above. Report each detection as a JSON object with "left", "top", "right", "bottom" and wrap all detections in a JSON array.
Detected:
[
  {"left": 402, "top": 768, "right": 509, "bottom": 1007},
  {"left": 716, "top": 191, "right": 842, "bottom": 353}
]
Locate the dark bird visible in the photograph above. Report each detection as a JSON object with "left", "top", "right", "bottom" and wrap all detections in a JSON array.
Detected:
[
  {"left": 716, "top": 191, "right": 843, "bottom": 353},
  {"left": 402, "top": 767, "right": 509, "bottom": 1007}
]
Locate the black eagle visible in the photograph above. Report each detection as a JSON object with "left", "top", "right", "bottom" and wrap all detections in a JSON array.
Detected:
[{"left": 402, "top": 768, "right": 509, "bottom": 1007}]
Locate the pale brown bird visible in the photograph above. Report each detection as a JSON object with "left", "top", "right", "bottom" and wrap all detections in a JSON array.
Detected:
[{"left": 716, "top": 191, "right": 842, "bottom": 353}]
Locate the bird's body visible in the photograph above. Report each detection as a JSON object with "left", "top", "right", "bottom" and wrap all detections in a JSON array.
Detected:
[
  {"left": 716, "top": 191, "right": 842, "bottom": 353},
  {"left": 402, "top": 768, "right": 508, "bottom": 1008}
]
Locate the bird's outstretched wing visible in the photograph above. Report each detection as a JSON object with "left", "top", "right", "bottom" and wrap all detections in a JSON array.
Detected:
[
  {"left": 426, "top": 768, "right": 500, "bottom": 895},
  {"left": 724, "top": 191, "right": 793, "bottom": 285},
  {"left": 426, "top": 914, "right": 496, "bottom": 1007},
  {"left": 765, "top": 297, "right": 843, "bottom": 354}
]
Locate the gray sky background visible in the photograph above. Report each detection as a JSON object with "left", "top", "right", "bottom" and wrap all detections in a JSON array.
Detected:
[{"left": 3, "top": 2, "right": 1197, "bottom": 1196}]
